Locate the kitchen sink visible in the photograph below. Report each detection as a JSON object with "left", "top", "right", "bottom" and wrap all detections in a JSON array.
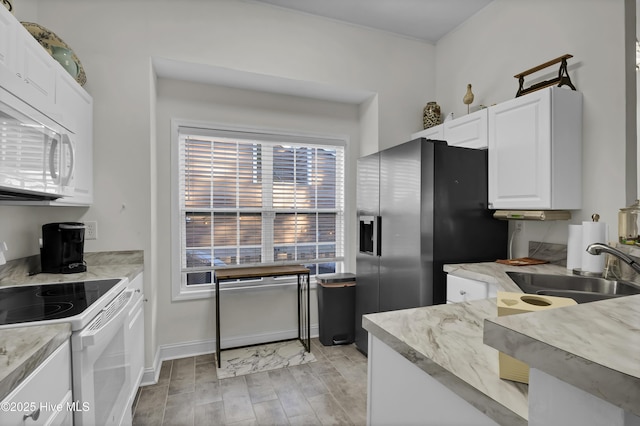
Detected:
[{"left": 506, "top": 271, "right": 640, "bottom": 304}]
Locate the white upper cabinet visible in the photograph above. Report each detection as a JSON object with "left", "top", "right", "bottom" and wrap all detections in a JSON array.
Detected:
[
  {"left": 0, "top": 7, "right": 16, "bottom": 90},
  {"left": 411, "top": 108, "right": 488, "bottom": 149},
  {"left": 0, "top": 7, "right": 56, "bottom": 115},
  {"left": 0, "top": 5, "right": 93, "bottom": 206},
  {"left": 487, "top": 87, "right": 582, "bottom": 210},
  {"left": 442, "top": 109, "right": 488, "bottom": 149},
  {"left": 411, "top": 123, "right": 444, "bottom": 141},
  {"left": 14, "top": 27, "right": 57, "bottom": 114}
]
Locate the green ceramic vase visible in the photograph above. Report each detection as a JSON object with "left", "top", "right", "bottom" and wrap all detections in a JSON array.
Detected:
[{"left": 51, "top": 46, "right": 79, "bottom": 78}]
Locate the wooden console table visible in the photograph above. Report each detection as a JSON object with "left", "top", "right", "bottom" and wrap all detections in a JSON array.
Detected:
[{"left": 214, "top": 265, "right": 311, "bottom": 367}]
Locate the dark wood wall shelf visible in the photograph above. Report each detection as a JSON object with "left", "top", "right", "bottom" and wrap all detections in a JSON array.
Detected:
[{"left": 514, "top": 54, "right": 576, "bottom": 97}]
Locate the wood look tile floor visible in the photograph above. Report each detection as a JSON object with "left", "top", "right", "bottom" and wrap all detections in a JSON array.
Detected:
[{"left": 132, "top": 338, "right": 368, "bottom": 426}]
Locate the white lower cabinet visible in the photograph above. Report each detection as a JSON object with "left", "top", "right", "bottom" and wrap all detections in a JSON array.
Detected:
[
  {"left": 529, "top": 368, "right": 640, "bottom": 426},
  {"left": 368, "top": 335, "right": 497, "bottom": 425},
  {"left": 446, "top": 274, "right": 496, "bottom": 303},
  {"left": 0, "top": 340, "right": 72, "bottom": 426}
]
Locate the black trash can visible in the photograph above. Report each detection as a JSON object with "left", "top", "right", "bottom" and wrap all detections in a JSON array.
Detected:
[{"left": 317, "top": 273, "right": 356, "bottom": 346}]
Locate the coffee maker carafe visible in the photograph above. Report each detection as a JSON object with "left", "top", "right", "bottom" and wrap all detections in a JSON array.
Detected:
[{"left": 41, "top": 222, "right": 87, "bottom": 273}]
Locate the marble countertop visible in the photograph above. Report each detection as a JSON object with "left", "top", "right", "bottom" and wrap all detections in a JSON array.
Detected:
[
  {"left": 365, "top": 259, "right": 640, "bottom": 424},
  {"left": 363, "top": 299, "right": 529, "bottom": 425},
  {"left": 0, "top": 250, "right": 144, "bottom": 401},
  {"left": 0, "top": 324, "right": 71, "bottom": 401},
  {"left": 484, "top": 294, "right": 640, "bottom": 417},
  {"left": 448, "top": 260, "right": 640, "bottom": 416},
  {"left": 443, "top": 260, "right": 575, "bottom": 293},
  {"left": 0, "top": 250, "right": 144, "bottom": 286}
]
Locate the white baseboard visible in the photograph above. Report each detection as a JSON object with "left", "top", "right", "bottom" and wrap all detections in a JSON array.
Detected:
[{"left": 140, "top": 325, "right": 319, "bottom": 386}]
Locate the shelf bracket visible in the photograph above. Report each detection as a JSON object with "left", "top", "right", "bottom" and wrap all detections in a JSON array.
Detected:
[{"left": 514, "top": 54, "right": 576, "bottom": 97}]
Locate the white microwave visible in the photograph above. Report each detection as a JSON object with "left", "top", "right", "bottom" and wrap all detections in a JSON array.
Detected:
[{"left": 0, "top": 87, "right": 76, "bottom": 201}]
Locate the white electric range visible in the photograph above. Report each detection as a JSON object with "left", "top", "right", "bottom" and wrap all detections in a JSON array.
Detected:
[{"left": 0, "top": 277, "right": 141, "bottom": 426}]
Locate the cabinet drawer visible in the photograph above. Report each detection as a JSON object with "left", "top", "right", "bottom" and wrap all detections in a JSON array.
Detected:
[
  {"left": 0, "top": 340, "right": 72, "bottom": 426},
  {"left": 447, "top": 274, "right": 492, "bottom": 303}
]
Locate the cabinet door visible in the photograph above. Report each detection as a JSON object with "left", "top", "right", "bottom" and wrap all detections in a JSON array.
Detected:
[
  {"left": 446, "top": 274, "right": 492, "bottom": 303},
  {"left": 488, "top": 89, "right": 551, "bottom": 209},
  {"left": 0, "top": 340, "right": 72, "bottom": 426},
  {"left": 443, "top": 109, "right": 488, "bottom": 149},
  {"left": 13, "top": 24, "right": 56, "bottom": 116},
  {"left": 0, "top": 6, "right": 18, "bottom": 95},
  {"left": 369, "top": 335, "right": 499, "bottom": 425},
  {"left": 411, "top": 124, "right": 444, "bottom": 141}
]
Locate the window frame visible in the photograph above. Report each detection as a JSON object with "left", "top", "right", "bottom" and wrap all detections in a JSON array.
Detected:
[{"left": 170, "top": 119, "right": 348, "bottom": 301}]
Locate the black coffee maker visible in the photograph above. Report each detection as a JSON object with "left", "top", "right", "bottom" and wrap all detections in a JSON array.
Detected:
[{"left": 41, "top": 222, "right": 87, "bottom": 274}]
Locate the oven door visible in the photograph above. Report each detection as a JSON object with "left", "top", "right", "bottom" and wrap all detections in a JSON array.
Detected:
[{"left": 71, "top": 289, "right": 135, "bottom": 426}]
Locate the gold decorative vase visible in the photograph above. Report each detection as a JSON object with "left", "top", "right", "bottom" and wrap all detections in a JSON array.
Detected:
[{"left": 423, "top": 102, "right": 441, "bottom": 129}]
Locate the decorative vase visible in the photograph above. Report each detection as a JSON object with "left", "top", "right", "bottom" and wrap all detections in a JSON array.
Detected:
[
  {"left": 423, "top": 102, "right": 441, "bottom": 129},
  {"left": 51, "top": 46, "right": 79, "bottom": 79}
]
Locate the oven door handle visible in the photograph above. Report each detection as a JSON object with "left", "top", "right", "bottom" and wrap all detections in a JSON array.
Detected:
[{"left": 76, "top": 290, "right": 134, "bottom": 350}]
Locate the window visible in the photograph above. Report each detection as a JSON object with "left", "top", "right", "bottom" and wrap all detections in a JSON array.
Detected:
[{"left": 171, "top": 122, "right": 345, "bottom": 299}]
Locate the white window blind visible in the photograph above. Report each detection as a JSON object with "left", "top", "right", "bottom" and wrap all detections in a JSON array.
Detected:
[{"left": 176, "top": 126, "right": 345, "bottom": 289}]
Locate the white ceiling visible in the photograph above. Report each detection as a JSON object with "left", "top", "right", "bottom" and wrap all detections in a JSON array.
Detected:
[{"left": 251, "top": 0, "right": 494, "bottom": 43}]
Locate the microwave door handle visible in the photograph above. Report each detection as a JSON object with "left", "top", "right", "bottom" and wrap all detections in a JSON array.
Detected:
[
  {"left": 62, "top": 135, "right": 75, "bottom": 185},
  {"left": 48, "top": 136, "right": 59, "bottom": 182}
]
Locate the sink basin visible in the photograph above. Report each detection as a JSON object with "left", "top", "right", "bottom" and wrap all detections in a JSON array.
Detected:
[{"left": 506, "top": 272, "right": 640, "bottom": 304}]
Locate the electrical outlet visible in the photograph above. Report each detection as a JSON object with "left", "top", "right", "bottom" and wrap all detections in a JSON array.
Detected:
[
  {"left": 515, "top": 221, "right": 524, "bottom": 232},
  {"left": 85, "top": 221, "right": 98, "bottom": 240}
]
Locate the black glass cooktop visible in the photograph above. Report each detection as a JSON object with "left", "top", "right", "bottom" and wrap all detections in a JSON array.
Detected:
[{"left": 0, "top": 279, "right": 121, "bottom": 326}]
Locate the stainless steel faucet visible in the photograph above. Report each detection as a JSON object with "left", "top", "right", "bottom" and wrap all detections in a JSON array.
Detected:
[{"left": 586, "top": 243, "right": 640, "bottom": 274}]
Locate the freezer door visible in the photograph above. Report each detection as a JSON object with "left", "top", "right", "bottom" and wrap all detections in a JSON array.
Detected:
[
  {"left": 355, "top": 153, "right": 380, "bottom": 354},
  {"left": 356, "top": 152, "right": 379, "bottom": 215},
  {"left": 379, "top": 139, "right": 431, "bottom": 311}
]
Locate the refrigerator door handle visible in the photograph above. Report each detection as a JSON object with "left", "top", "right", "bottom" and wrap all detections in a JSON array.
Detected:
[{"left": 375, "top": 216, "right": 382, "bottom": 256}]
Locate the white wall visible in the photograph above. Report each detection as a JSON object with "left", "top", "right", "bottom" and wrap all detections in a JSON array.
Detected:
[
  {"left": 155, "top": 77, "right": 360, "bottom": 347},
  {"left": 434, "top": 0, "right": 635, "bottom": 257},
  {"left": 1, "top": 0, "right": 435, "bottom": 367}
]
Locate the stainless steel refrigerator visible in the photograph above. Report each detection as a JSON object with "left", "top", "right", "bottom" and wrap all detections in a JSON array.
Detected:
[{"left": 355, "top": 138, "right": 507, "bottom": 354}]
